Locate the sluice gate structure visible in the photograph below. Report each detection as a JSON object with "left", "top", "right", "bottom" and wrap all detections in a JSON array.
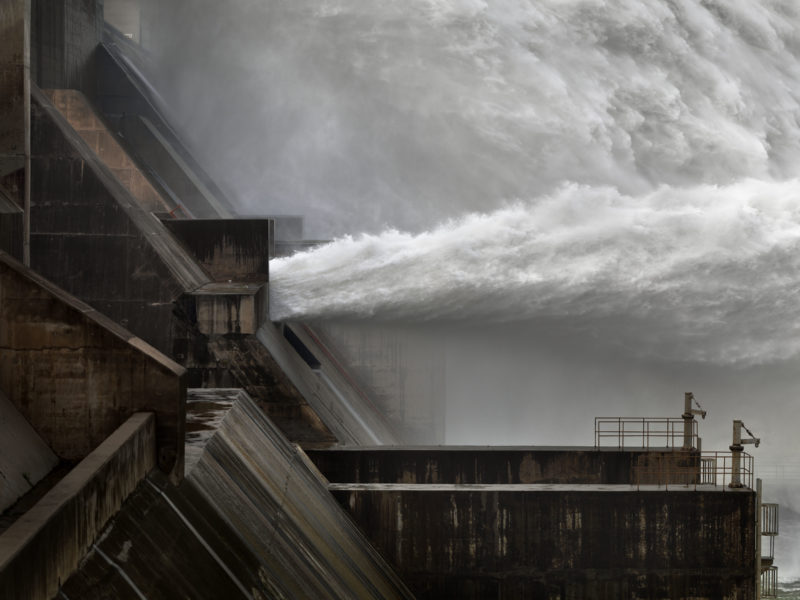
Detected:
[{"left": 0, "top": 1, "right": 779, "bottom": 599}]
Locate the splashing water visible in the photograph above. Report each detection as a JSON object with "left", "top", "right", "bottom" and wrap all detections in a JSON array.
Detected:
[
  {"left": 271, "top": 179, "right": 800, "bottom": 364},
  {"left": 260, "top": 0, "right": 800, "bottom": 366}
]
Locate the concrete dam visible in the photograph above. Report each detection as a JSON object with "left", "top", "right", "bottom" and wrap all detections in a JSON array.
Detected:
[{"left": 0, "top": 1, "right": 784, "bottom": 599}]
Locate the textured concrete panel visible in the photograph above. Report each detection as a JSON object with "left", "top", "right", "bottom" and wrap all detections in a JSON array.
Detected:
[
  {"left": 184, "top": 282, "right": 266, "bottom": 335},
  {"left": 0, "top": 251, "right": 185, "bottom": 478},
  {"left": 30, "top": 0, "right": 101, "bottom": 90},
  {"left": 163, "top": 219, "right": 272, "bottom": 283},
  {"left": 44, "top": 88, "right": 171, "bottom": 213},
  {"left": 332, "top": 483, "right": 757, "bottom": 600},
  {"left": 0, "top": 412, "right": 156, "bottom": 600}
]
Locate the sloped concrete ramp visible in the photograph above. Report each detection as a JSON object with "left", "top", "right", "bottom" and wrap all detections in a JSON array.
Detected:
[{"left": 59, "top": 389, "right": 415, "bottom": 600}]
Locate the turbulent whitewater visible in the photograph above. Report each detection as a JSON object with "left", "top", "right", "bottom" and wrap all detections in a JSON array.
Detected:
[
  {"left": 271, "top": 179, "right": 800, "bottom": 364},
  {"left": 148, "top": 0, "right": 800, "bottom": 364},
  {"left": 259, "top": 0, "right": 800, "bottom": 364}
]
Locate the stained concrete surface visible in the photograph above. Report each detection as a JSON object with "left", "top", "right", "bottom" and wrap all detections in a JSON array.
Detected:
[
  {"left": 332, "top": 484, "right": 756, "bottom": 599},
  {"left": 44, "top": 88, "right": 172, "bottom": 213},
  {"left": 0, "top": 412, "right": 155, "bottom": 600},
  {"left": 163, "top": 218, "right": 271, "bottom": 283},
  {"left": 308, "top": 446, "right": 700, "bottom": 485},
  {"left": 0, "top": 250, "right": 185, "bottom": 478},
  {"left": 186, "top": 282, "right": 266, "bottom": 335},
  {"left": 196, "top": 334, "right": 337, "bottom": 446},
  {"left": 60, "top": 389, "right": 415, "bottom": 600}
]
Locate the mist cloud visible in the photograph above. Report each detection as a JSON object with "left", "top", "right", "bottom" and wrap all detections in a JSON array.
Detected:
[{"left": 143, "top": 0, "right": 800, "bottom": 237}]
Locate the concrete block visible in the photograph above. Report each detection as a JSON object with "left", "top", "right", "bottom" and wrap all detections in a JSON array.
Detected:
[{"left": 163, "top": 218, "right": 272, "bottom": 282}]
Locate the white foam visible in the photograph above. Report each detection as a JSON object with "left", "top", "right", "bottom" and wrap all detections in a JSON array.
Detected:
[{"left": 272, "top": 179, "right": 800, "bottom": 364}]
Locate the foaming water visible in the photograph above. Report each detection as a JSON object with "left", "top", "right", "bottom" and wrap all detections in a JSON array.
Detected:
[{"left": 272, "top": 179, "right": 800, "bottom": 365}]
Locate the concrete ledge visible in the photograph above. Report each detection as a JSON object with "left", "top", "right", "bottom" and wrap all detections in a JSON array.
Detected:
[
  {"left": 0, "top": 412, "right": 156, "bottom": 600},
  {"left": 307, "top": 447, "right": 691, "bottom": 485}
]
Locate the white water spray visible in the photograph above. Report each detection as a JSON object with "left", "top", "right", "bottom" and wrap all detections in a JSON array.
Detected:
[{"left": 272, "top": 179, "right": 800, "bottom": 364}]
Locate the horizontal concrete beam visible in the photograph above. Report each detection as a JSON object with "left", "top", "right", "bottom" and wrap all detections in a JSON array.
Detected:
[
  {"left": 307, "top": 447, "right": 698, "bottom": 485},
  {"left": 0, "top": 412, "right": 156, "bottom": 600}
]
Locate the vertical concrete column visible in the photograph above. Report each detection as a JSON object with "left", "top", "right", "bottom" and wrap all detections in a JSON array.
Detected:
[
  {"left": 730, "top": 420, "right": 744, "bottom": 488},
  {"left": 0, "top": 0, "right": 30, "bottom": 264},
  {"left": 682, "top": 392, "right": 694, "bottom": 450}
]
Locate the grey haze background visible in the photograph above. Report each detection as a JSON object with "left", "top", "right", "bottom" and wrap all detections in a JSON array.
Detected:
[{"left": 137, "top": 0, "right": 800, "bottom": 577}]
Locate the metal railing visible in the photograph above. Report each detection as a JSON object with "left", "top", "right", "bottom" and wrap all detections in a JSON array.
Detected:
[
  {"left": 762, "top": 503, "right": 779, "bottom": 535},
  {"left": 632, "top": 451, "right": 754, "bottom": 490},
  {"left": 595, "top": 417, "right": 697, "bottom": 449},
  {"left": 761, "top": 565, "right": 778, "bottom": 598}
]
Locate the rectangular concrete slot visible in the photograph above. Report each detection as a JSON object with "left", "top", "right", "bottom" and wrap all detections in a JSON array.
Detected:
[{"left": 283, "top": 325, "right": 321, "bottom": 370}]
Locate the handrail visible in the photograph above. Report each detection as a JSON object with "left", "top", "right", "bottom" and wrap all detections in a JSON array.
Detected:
[
  {"left": 595, "top": 417, "right": 697, "bottom": 449},
  {"left": 761, "top": 503, "right": 779, "bottom": 536},
  {"left": 761, "top": 565, "right": 778, "bottom": 598},
  {"left": 632, "top": 451, "right": 754, "bottom": 490}
]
